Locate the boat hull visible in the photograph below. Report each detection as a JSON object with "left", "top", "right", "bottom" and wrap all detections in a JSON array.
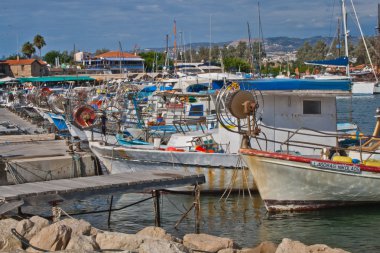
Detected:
[
  {"left": 240, "top": 149, "right": 380, "bottom": 211},
  {"left": 89, "top": 141, "right": 256, "bottom": 193}
]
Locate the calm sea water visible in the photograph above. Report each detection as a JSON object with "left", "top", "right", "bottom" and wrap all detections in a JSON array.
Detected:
[{"left": 24, "top": 95, "right": 380, "bottom": 253}]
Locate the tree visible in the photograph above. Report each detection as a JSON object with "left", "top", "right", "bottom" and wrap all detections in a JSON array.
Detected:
[
  {"left": 6, "top": 54, "right": 25, "bottom": 60},
  {"left": 21, "top": 42, "right": 36, "bottom": 59},
  {"left": 43, "top": 50, "right": 61, "bottom": 65},
  {"left": 223, "top": 57, "right": 251, "bottom": 73},
  {"left": 33, "top": 34, "right": 46, "bottom": 58},
  {"left": 139, "top": 51, "right": 165, "bottom": 72}
]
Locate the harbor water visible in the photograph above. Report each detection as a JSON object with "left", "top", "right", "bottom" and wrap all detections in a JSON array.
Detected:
[{"left": 24, "top": 94, "right": 380, "bottom": 253}]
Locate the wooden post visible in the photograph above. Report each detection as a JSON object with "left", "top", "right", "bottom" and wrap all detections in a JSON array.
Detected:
[
  {"left": 108, "top": 195, "right": 114, "bottom": 227},
  {"left": 194, "top": 184, "right": 201, "bottom": 233},
  {"left": 153, "top": 190, "right": 161, "bottom": 227}
]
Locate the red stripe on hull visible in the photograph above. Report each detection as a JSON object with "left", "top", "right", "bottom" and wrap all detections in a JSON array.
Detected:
[{"left": 240, "top": 148, "right": 380, "bottom": 173}]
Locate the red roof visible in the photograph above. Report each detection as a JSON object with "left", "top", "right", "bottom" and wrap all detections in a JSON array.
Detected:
[
  {"left": 95, "top": 51, "right": 139, "bottom": 59},
  {"left": 5, "top": 59, "right": 39, "bottom": 65}
]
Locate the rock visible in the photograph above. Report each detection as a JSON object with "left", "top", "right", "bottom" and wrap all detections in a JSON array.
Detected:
[
  {"left": 16, "top": 216, "right": 49, "bottom": 241},
  {"left": 96, "top": 231, "right": 144, "bottom": 251},
  {"left": 139, "top": 238, "right": 189, "bottom": 253},
  {"left": 275, "top": 238, "right": 350, "bottom": 253},
  {"left": 28, "top": 223, "right": 72, "bottom": 252},
  {"left": 218, "top": 249, "right": 239, "bottom": 253},
  {"left": 183, "top": 233, "right": 234, "bottom": 253},
  {"left": 137, "top": 226, "right": 180, "bottom": 242},
  {"left": 0, "top": 218, "right": 22, "bottom": 251},
  {"left": 56, "top": 218, "right": 92, "bottom": 236},
  {"left": 65, "top": 234, "right": 99, "bottom": 251},
  {"left": 240, "top": 241, "right": 277, "bottom": 253}
]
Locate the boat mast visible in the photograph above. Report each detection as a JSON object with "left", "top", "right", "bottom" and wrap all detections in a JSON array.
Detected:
[
  {"left": 341, "top": 0, "right": 350, "bottom": 77},
  {"left": 377, "top": 4, "right": 380, "bottom": 72},
  {"left": 349, "top": 0, "right": 379, "bottom": 83},
  {"left": 247, "top": 22, "right": 254, "bottom": 74},
  {"left": 164, "top": 34, "right": 169, "bottom": 73},
  {"left": 173, "top": 19, "right": 177, "bottom": 73},
  {"left": 257, "top": 2, "right": 265, "bottom": 77}
]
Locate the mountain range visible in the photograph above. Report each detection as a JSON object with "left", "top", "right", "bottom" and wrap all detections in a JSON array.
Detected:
[{"left": 144, "top": 36, "right": 360, "bottom": 53}]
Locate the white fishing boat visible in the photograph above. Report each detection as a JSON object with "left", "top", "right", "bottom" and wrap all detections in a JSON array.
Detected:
[
  {"left": 215, "top": 77, "right": 380, "bottom": 211},
  {"left": 85, "top": 124, "right": 254, "bottom": 193}
]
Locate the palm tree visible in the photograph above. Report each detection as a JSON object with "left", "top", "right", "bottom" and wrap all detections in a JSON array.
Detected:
[
  {"left": 21, "top": 42, "right": 36, "bottom": 59},
  {"left": 33, "top": 34, "right": 46, "bottom": 58}
]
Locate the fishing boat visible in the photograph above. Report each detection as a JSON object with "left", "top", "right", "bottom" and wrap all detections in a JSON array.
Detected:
[
  {"left": 85, "top": 117, "right": 254, "bottom": 193},
  {"left": 215, "top": 78, "right": 380, "bottom": 211}
]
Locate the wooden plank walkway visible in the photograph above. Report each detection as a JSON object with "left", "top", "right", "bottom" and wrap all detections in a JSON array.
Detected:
[{"left": 0, "top": 170, "right": 205, "bottom": 203}]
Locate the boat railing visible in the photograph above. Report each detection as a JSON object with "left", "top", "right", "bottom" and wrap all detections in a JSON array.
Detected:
[{"left": 254, "top": 124, "right": 380, "bottom": 160}]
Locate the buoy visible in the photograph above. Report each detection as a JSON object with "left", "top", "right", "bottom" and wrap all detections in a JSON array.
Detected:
[
  {"left": 363, "top": 159, "right": 380, "bottom": 167},
  {"left": 332, "top": 156, "right": 353, "bottom": 163},
  {"left": 166, "top": 147, "right": 185, "bottom": 152}
]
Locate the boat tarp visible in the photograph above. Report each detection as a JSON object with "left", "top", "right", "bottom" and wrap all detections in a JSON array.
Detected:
[
  {"left": 304, "top": 56, "right": 349, "bottom": 67},
  {"left": 18, "top": 76, "right": 95, "bottom": 83},
  {"left": 238, "top": 79, "right": 351, "bottom": 91}
]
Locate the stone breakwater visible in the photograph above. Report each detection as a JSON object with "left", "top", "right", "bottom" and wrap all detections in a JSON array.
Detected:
[{"left": 0, "top": 216, "right": 350, "bottom": 253}]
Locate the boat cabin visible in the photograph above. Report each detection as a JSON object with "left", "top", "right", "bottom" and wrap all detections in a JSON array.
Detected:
[{"left": 237, "top": 79, "right": 352, "bottom": 156}]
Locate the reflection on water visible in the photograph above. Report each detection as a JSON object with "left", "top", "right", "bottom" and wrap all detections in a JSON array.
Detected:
[{"left": 337, "top": 94, "right": 380, "bottom": 135}]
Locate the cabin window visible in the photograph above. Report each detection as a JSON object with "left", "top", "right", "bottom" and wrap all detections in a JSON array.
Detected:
[{"left": 303, "top": 100, "right": 321, "bottom": 114}]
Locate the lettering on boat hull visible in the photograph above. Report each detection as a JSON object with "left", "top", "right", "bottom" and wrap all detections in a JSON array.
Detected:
[{"left": 310, "top": 161, "right": 361, "bottom": 174}]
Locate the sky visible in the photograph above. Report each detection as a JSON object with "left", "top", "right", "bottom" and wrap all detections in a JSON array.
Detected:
[{"left": 0, "top": 0, "right": 378, "bottom": 57}]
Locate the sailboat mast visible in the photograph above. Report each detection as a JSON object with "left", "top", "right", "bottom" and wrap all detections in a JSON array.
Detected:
[
  {"left": 341, "top": 0, "right": 350, "bottom": 76},
  {"left": 258, "top": 1, "right": 264, "bottom": 77},
  {"left": 164, "top": 34, "right": 169, "bottom": 72},
  {"left": 173, "top": 20, "right": 177, "bottom": 72},
  {"left": 247, "top": 22, "right": 254, "bottom": 74},
  {"left": 349, "top": 0, "right": 378, "bottom": 82}
]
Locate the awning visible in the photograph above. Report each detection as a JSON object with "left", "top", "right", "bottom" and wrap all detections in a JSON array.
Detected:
[{"left": 18, "top": 76, "right": 95, "bottom": 83}]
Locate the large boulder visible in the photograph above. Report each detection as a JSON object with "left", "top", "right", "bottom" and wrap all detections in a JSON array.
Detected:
[
  {"left": 275, "top": 238, "right": 350, "bottom": 253},
  {"left": 139, "top": 238, "right": 189, "bottom": 253},
  {"left": 28, "top": 223, "right": 72, "bottom": 252},
  {"left": 240, "top": 241, "right": 277, "bottom": 253},
  {"left": 95, "top": 231, "right": 144, "bottom": 251},
  {"left": 183, "top": 233, "right": 234, "bottom": 253},
  {"left": 65, "top": 234, "right": 99, "bottom": 251},
  {"left": 55, "top": 218, "right": 92, "bottom": 236},
  {"left": 16, "top": 216, "right": 49, "bottom": 241},
  {"left": 0, "top": 218, "right": 22, "bottom": 251},
  {"left": 137, "top": 226, "right": 180, "bottom": 242}
]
